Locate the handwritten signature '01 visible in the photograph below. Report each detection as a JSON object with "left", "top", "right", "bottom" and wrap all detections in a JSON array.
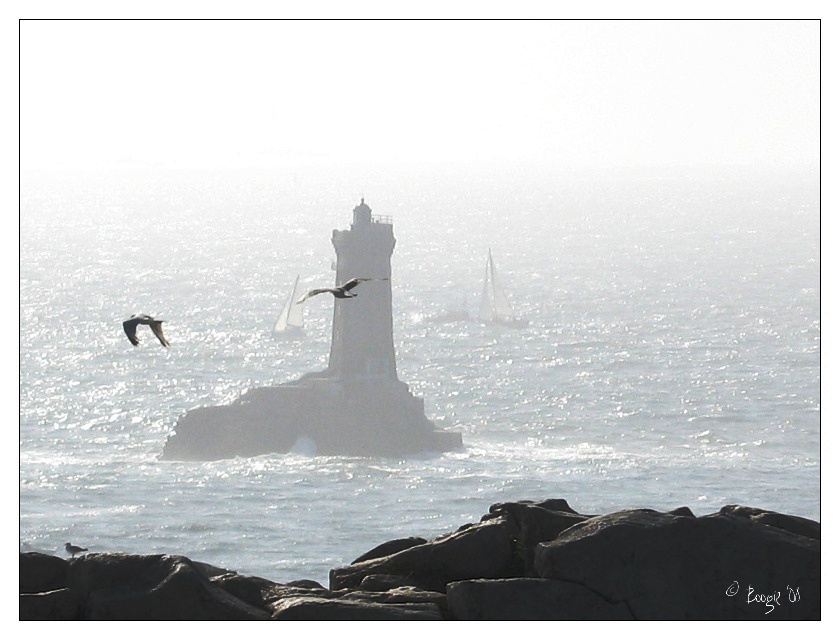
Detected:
[{"left": 725, "top": 580, "right": 801, "bottom": 614}]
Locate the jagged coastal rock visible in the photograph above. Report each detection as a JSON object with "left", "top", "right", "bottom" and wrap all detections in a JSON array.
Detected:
[{"left": 20, "top": 499, "right": 820, "bottom": 620}]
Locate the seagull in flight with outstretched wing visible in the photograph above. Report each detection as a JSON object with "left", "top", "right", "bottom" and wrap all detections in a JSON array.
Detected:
[
  {"left": 296, "top": 277, "right": 388, "bottom": 304},
  {"left": 123, "top": 314, "right": 170, "bottom": 347}
]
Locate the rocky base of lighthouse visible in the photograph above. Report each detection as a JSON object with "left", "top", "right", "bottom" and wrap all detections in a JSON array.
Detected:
[{"left": 161, "top": 372, "right": 462, "bottom": 461}]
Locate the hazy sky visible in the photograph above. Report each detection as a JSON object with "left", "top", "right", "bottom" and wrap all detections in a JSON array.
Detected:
[{"left": 19, "top": 19, "right": 819, "bottom": 171}]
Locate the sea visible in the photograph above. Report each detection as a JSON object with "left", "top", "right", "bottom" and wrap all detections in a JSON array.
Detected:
[{"left": 19, "top": 162, "right": 820, "bottom": 586}]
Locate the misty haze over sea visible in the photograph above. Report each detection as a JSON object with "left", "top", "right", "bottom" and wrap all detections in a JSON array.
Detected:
[{"left": 19, "top": 163, "right": 819, "bottom": 584}]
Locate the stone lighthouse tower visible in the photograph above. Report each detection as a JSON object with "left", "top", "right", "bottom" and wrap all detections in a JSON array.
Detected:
[
  {"left": 328, "top": 199, "right": 397, "bottom": 381},
  {"left": 162, "top": 199, "right": 462, "bottom": 460}
]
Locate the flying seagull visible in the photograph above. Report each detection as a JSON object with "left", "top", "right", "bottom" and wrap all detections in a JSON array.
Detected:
[
  {"left": 65, "top": 542, "right": 88, "bottom": 558},
  {"left": 296, "top": 277, "right": 388, "bottom": 304},
  {"left": 123, "top": 314, "right": 170, "bottom": 347}
]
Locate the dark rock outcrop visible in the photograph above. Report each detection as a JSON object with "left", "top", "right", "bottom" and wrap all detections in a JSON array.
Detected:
[
  {"left": 534, "top": 508, "right": 820, "bottom": 620},
  {"left": 20, "top": 552, "right": 68, "bottom": 594},
  {"left": 717, "top": 504, "right": 821, "bottom": 540},
  {"left": 330, "top": 499, "right": 590, "bottom": 593},
  {"left": 19, "top": 588, "right": 81, "bottom": 621},
  {"left": 330, "top": 518, "right": 521, "bottom": 593},
  {"left": 270, "top": 596, "right": 442, "bottom": 620},
  {"left": 352, "top": 536, "right": 427, "bottom": 564},
  {"left": 66, "top": 553, "right": 271, "bottom": 620},
  {"left": 358, "top": 573, "right": 429, "bottom": 592},
  {"left": 209, "top": 572, "right": 330, "bottom": 611},
  {"left": 447, "top": 578, "right": 633, "bottom": 620},
  {"left": 20, "top": 499, "right": 820, "bottom": 621},
  {"left": 481, "top": 500, "right": 590, "bottom": 575},
  {"left": 338, "top": 585, "right": 448, "bottom": 610}
]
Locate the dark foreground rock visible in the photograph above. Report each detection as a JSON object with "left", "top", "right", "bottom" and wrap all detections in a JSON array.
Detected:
[
  {"left": 534, "top": 508, "right": 820, "bottom": 620},
  {"left": 447, "top": 578, "right": 634, "bottom": 620},
  {"left": 20, "top": 500, "right": 820, "bottom": 620}
]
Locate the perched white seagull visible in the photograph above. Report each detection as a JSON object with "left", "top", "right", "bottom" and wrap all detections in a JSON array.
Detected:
[
  {"left": 296, "top": 277, "right": 388, "bottom": 304},
  {"left": 65, "top": 542, "right": 88, "bottom": 558},
  {"left": 123, "top": 314, "right": 170, "bottom": 347}
]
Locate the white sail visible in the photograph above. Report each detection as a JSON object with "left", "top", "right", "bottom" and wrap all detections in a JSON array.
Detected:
[
  {"left": 273, "top": 275, "right": 305, "bottom": 333},
  {"left": 479, "top": 249, "right": 527, "bottom": 327},
  {"left": 478, "top": 253, "right": 495, "bottom": 323},
  {"left": 489, "top": 252, "right": 516, "bottom": 321}
]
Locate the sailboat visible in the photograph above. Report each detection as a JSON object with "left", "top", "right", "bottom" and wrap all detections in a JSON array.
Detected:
[
  {"left": 273, "top": 275, "right": 305, "bottom": 337},
  {"left": 478, "top": 248, "right": 528, "bottom": 328}
]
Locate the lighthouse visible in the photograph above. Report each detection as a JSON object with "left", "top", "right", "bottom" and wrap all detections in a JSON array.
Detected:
[
  {"left": 162, "top": 199, "right": 462, "bottom": 460},
  {"left": 328, "top": 199, "right": 397, "bottom": 381}
]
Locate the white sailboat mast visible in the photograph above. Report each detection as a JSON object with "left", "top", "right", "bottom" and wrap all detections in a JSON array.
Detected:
[{"left": 479, "top": 248, "right": 495, "bottom": 322}]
